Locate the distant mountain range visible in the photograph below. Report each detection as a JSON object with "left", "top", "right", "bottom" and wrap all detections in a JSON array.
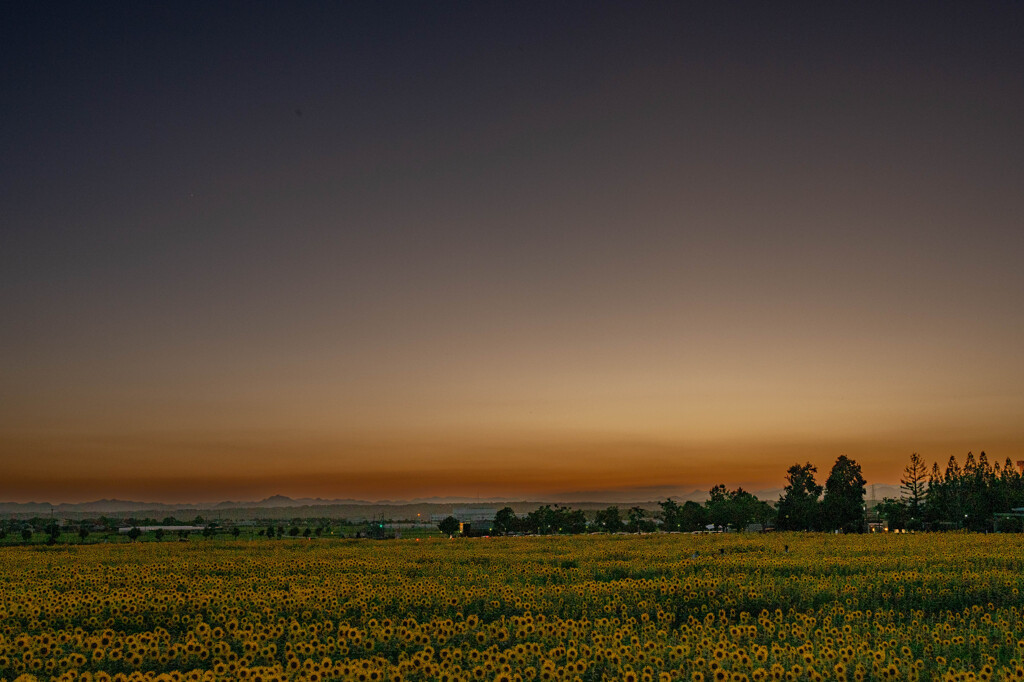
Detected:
[
  {"left": 0, "top": 484, "right": 903, "bottom": 516},
  {"left": 0, "top": 495, "right": 374, "bottom": 515},
  {"left": 0, "top": 494, "right": 561, "bottom": 514}
]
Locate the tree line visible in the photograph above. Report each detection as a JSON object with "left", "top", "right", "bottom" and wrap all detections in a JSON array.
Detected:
[
  {"left": 440, "top": 452, "right": 1024, "bottom": 536},
  {"left": 0, "top": 516, "right": 346, "bottom": 545},
  {"left": 878, "top": 451, "right": 1024, "bottom": 531},
  {"left": 439, "top": 454, "right": 870, "bottom": 536}
]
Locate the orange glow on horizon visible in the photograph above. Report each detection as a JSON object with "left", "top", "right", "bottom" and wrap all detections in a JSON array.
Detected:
[{"left": 3, "top": 425, "right": 1021, "bottom": 504}]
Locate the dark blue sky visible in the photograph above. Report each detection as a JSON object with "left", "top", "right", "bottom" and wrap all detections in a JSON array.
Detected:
[{"left": 2, "top": 2, "right": 1023, "bottom": 502}]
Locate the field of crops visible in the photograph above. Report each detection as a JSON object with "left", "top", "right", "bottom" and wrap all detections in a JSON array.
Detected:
[{"left": 2, "top": 533, "right": 1024, "bottom": 682}]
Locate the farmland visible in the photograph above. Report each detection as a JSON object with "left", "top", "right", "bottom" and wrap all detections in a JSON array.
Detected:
[{"left": 2, "top": 533, "right": 1024, "bottom": 682}]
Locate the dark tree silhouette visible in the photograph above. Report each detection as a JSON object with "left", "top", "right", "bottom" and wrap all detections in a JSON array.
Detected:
[
  {"left": 679, "top": 501, "right": 709, "bottom": 532},
  {"left": 563, "top": 509, "right": 588, "bottom": 534},
  {"left": 595, "top": 506, "right": 623, "bottom": 533},
  {"left": 627, "top": 506, "right": 655, "bottom": 533},
  {"left": 705, "top": 486, "right": 775, "bottom": 531},
  {"left": 777, "top": 463, "right": 823, "bottom": 531},
  {"left": 876, "top": 497, "right": 909, "bottom": 530},
  {"left": 525, "top": 506, "right": 555, "bottom": 534},
  {"left": 438, "top": 516, "right": 460, "bottom": 537},
  {"left": 493, "top": 507, "right": 517, "bottom": 535},
  {"left": 823, "top": 455, "right": 867, "bottom": 533},
  {"left": 708, "top": 484, "right": 729, "bottom": 504},
  {"left": 922, "top": 452, "right": 1024, "bottom": 531},
  {"left": 901, "top": 452, "right": 928, "bottom": 528},
  {"left": 658, "top": 500, "right": 682, "bottom": 531}
]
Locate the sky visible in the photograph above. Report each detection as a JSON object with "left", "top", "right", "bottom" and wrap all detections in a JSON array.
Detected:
[{"left": 2, "top": 2, "right": 1023, "bottom": 503}]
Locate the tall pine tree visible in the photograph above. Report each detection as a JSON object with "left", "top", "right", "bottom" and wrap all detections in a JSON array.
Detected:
[{"left": 900, "top": 452, "right": 928, "bottom": 528}]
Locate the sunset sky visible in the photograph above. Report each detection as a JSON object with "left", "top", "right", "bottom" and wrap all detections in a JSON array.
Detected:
[{"left": 2, "top": 3, "right": 1023, "bottom": 503}]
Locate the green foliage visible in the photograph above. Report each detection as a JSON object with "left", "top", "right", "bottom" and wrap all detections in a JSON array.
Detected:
[
  {"left": 4, "top": 534, "right": 1024, "bottom": 681},
  {"left": 901, "top": 452, "right": 928, "bottom": 525},
  {"left": 876, "top": 497, "right": 910, "bottom": 530},
  {"left": 626, "top": 506, "right": 656, "bottom": 533},
  {"left": 708, "top": 484, "right": 729, "bottom": 504},
  {"left": 704, "top": 486, "right": 774, "bottom": 531},
  {"left": 594, "top": 506, "right": 623, "bottom": 533},
  {"left": 924, "top": 451, "right": 1024, "bottom": 531},
  {"left": 437, "top": 515, "right": 460, "bottom": 536},
  {"left": 777, "top": 462, "right": 823, "bottom": 531},
  {"left": 493, "top": 507, "right": 517, "bottom": 535},
  {"left": 562, "top": 509, "right": 587, "bottom": 534},
  {"left": 679, "top": 500, "right": 709, "bottom": 532},
  {"left": 657, "top": 500, "right": 681, "bottom": 531},
  {"left": 523, "top": 506, "right": 552, "bottom": 534},
  {"left": 521, "top": 505, "right": 588, "bottom": 535},
  {"left": 823, "top": 454, "right": 867, "bottom": 533}
]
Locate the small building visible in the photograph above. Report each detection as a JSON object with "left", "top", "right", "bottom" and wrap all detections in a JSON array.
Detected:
[
  {"left": 429, "top": 508, "right": 497, "bottom": 535},
  {"left": 993, "top": 507, "right": 1024, "bottom": 532},
  {"left": 456, "top": 508, "right": 498, "bottom": 523},
  {"left": 430, "top": 508, "right": 497, "bottom": 524}
]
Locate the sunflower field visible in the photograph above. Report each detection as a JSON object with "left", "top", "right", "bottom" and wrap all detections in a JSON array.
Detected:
[{"left": 2, "top": 533, "right": 1024, "bottom": 682}]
